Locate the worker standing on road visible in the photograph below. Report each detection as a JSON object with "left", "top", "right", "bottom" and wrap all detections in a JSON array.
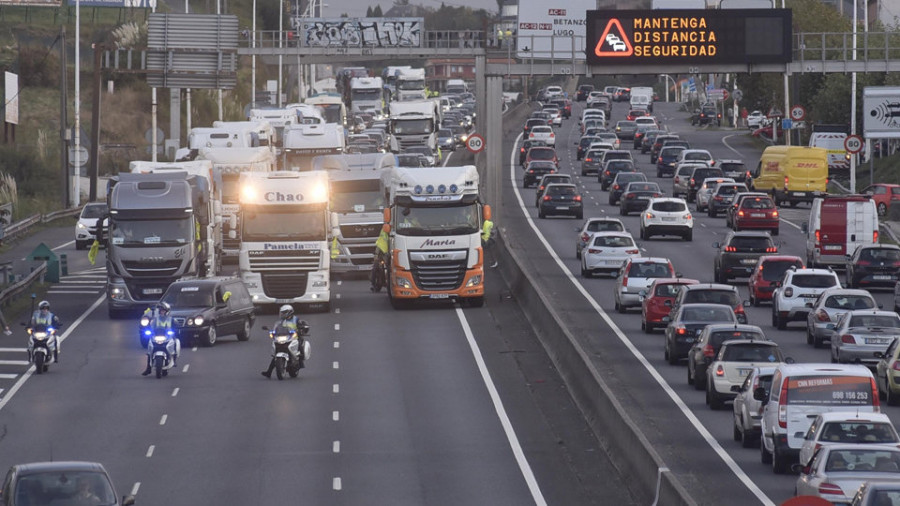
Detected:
[
  {"left": 482, "top": 213, "right": 497, "bottom": 269},
  {"left": 371, "top": 224, "right": 390, "bottom": 292}
]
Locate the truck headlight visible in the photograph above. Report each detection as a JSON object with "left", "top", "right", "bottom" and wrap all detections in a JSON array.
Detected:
[
  {"left": 395, "top": 277, "right": 411, "bottom": 288},
  {"left": 465, "top": 275, "right": 482, "bottom": 287},
  {"left": 110, "top": 287, "right": 124, "bottom": 300}
]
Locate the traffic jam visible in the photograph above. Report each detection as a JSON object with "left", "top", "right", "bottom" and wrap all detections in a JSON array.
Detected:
[{"left": 520, "top": 83, "right": 900, "bottom": 504}]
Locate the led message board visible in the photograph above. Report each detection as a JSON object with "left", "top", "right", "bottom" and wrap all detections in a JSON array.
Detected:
[{"left": 585, "top": 9, "right": 792, "bottom": 65}]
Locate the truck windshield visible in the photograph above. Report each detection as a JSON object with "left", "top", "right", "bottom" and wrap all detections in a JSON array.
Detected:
[
  {"left": 392, "top": 119, "right": 434, "bottom": 135},
  {"left": 284, "top": 152, "right": 319, "bottom": 172},
  {"left": 331, "top": 181, "right": 384, "bottom": 213},
  {"left": 398, "top": 79, "right": 425, "bottom": 90},
  {"left": 242, "top": 207, "right": 326, "bottom": 241},
  {"left": 317, "top": 104, "right": 342, "bottom": 124},
  {"left": 352, "top": 88, "right": 381, "bottom": 101},
  {"left": 110, "top": 218, "right": 193, "bottom": 247},
  {"left": 395, "top": 203, "right": 479, "bottom": 236},
  {"left": 221, "top": 175, "right": 240, "bottom": 204}
]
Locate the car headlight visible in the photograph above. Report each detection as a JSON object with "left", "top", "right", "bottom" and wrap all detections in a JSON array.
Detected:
[
  {"left": 191, "top": 316, "right": 205, "bottom": 326},
  {"left": 395, "top": 277, "right": 412, "bottom": 288},
  {"left": 77, "top": 222, "right": 87, "bottom": 230}
]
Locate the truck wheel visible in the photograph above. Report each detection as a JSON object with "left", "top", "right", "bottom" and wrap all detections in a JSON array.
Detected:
[
  {"left": 760, "top": 437, "right": 773, "bottom": 464},
  {"left": 772, "top": 448, "right": 789, "bottom": 474},
  {"left": 202, "top": 326, "right": 217, "bottom": 347}
]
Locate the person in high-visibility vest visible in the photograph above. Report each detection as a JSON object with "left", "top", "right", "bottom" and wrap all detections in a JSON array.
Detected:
[
  {"left": 370, "top": 224, "right": 390, "bottom": 292},
  {"left": 482, "top": 217, "right": 497, "bottom": 268},
  {"left": 330, "top": 237, "right": 340, "bottom": 260}
]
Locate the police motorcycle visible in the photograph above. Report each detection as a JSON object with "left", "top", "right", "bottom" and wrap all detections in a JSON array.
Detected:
[
  {"left": 140, "top": 305, "right": 178, "bottom": 379},
  {"left": 261, "top": 322, "right": 311, "bottom": 380},
  {"left": 25, "top": 323, "right": 58, "bottom": 375}
]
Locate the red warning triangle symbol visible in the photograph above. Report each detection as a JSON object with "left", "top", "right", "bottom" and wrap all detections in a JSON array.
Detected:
[{"left": 594, "top": 19, "right": 633, "bottom": 57}]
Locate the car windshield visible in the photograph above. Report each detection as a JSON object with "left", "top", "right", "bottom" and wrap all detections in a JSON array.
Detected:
[
  {"left": 848, "top": 314, "right": 900, "bottom": 328},
  {"left": 14, "top": 471, "right": 117, "bottom": 505},
  {"left": 81, "top": 204, "right": 107, "bottom": 219},
  {"left": 721, "top": 344, "right": 780, "bottom": 362},
  {"left": 655, "top": 283, "right": 686, "bottom": 297},
  {"left": 792, "top": 274, "right": 839, "bottom": 288},
  {"left": 710, "top": 330, "right": 765, "bottom": 347},
  {"left": 684, "top": 290, "right": 739, "bottom": 306},
  {"left": 762, "top": 260, "right": 802, "bottom": 281},
  {"left": 825, "top": 295, "right": 875, "bottom": 310},
  {"left": 728, "top": 236, "right": 773, "bottom": 250},
  {"left": 627, "top": 262, "right": 671, "bottom": 278},
  {"left": 394, "top": 203, "right": 479, "bottom": 236},
  {"left": 859, "top": 248, "right": 900, "bottom": 262},
  {"left": 594, "top": 235, "right": 635, "bottom": 248},
  {"left": 651, "top": 201, "right": 686, "bottom": 212},
  {"left": 825, "top": 449, "right": 900, "bottom": 473},
  {"left": 819, "top": 422, "right": 899, "bottom": 443},
  {"left": 742, "top": 197, "right": 775, "bottom": 209},
  {"left": 586, "top": 221, "right": 624, "bottom": 233},
  {"left": 682, "top": 306, "right": 735, "bottom": 322},
  {"left": 530, "top": 149, "right": 556, "bottom": 160},
  {"left": 162, "top": 285, "right": 215, "bottom": 308}
]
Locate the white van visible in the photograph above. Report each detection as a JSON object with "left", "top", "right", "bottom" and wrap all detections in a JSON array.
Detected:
[
  {"left": 803, "top": 195, "right": 879, "bottom": 268},
  {"left": 758, "top": 363, "right": 879, "bottom": 474},
  {"left": 809, "top": 129, "right": 850, "bottom": 174}
]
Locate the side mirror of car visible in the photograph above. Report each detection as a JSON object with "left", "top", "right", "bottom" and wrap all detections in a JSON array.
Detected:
[
  {"left": 712, "top": 242, "right": 720, "bottom": 248},
  {"left": 800, "top": 222, "right": 809, "bottom": 235},
  {"left": 730, "top": 385, "right": 741, "bottom": 392},
  {"left": 753, "top": 386, "right": 767, "bottom": 402},
  {"left": 875, "top": 351, "right": 886, "bottom": 359},
  {"left": 785, "top": 357, "right": 796, "bottom": 364},
  {"left": 791, "top": 463, "right": 810, "bottom": 475},
  {"left": 846, "top": 254, "right": 853, "bottom": 260}
]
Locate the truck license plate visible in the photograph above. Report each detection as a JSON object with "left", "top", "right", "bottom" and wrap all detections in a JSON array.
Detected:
[
  {"left": 143, "top": 288, "right": 163, "bottom": 295},
  {"left": 430, "top": 294, "right": 450, "bottom": 299},
  {"left": 824, "top": 245, "right": 842, "bottom": 251},
  {"left": 794, "top": 192, "right": 806, "bottom": 196}
]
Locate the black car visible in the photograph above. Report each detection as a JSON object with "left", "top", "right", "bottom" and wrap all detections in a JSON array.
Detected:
[
  {"left": 576, "top": 135, "right": 602, "bottom": 161},
  {"left": 664, "top": 303, "right": 738, "bottom": 365},
  {"left": 576, "top": 84, "right": 594, "bottom": 101},
  {"left": 692, "top": 104, "right": 721, "bottom": 126},
  {"left": 619, "top": 182, "right": 662, "bottom": 215},
  {"left": 535, "top": 174, "right": 573, "bottom": 207},
  {"left": 713, "top": 231, "right": 777, "bottom": 283},
  {"left": 687, "top": 323, "right": 768, "bottom": 389},
  {"left": 633, "top": 125, "right": 658, "bottom": 150},
  {"left": 656, "top": 146, "right": 685, "bottom": 178},
  {"left": 599, "top": 159, "right": 637, "bottom": 190},
  {"left": 707, "top": 183, "right": 749, "bottom": 217},
  {"left": 608, "top": 171, "right": 648, "bottom": 205},
  {"left": 846, "top": 244, "right": 900, "bottom": 288},
  {"left": 2, "top": 461, "right": 135, "bottom": 506},
  {"left": 538, "top": 183, "right": 583, "bottom": 219},
  {"left": 641, "top": 129, "right": 666, "bottom": 153},
  {"left": 523, "top": 118, "right": 548, "bottom": 134},
  {"left": 159, "top": 277, "right": 256, "bottom": 347},
  {"left": 523, "top": 161, "right": 557, "bottom": 188},
  {"left": 686, "top": 166, "right": 725, "bottom": 203},
  {"left": 650, "top": 134, "right": 680, "bottom": 163},
  {"left": 519, "top": 139, "right": 548, "bottom": 165}
]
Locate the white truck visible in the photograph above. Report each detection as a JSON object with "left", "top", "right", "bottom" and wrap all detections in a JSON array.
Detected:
[
  {"left": 445, "top": 79, "right": 468, "bottom": 95},
  {"left": 630, "top": 86, "right": 654, "bottom": 112},
  {"left": 384, "top": 165, "right": 490, "bottom": 309},
  {"left": 809, "top": 125, "right": 851, "bottom": 176},
  {"left": 236, "top": 171, "right": 335, "bottom": 311},
  {"left": 199, "top": 146, "right": 277, "bottom": 258},
  {"left": 282, "top": 123, "right": 346, "bottom": 172},
  {"left": 382, "top": 65, "right": 412, "bottom": 97},
  {"left": 249, "top": 108, "right": 302, "bottom": 151},
  {"left": 213, "top": 120, "right": 276, "bottom": 154},
  {"left": 395, "top": 68, "right": 427, "bottom": 102},
  {"left": 305, "top": 94, "right": 347, "bottom": 127},
  {"left": 388, "top": 99, "right": 441, "bottom": 155},
  {"left": 348, "top": 77, "right": 385, "bottom": 116},
  {"left": 175, "top": 127, "right": 253, "bottom": 161}
]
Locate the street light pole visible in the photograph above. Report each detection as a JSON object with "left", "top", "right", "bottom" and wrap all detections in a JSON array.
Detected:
[{"left": 850, "top": 0, "right": 858, "bottom": 192}]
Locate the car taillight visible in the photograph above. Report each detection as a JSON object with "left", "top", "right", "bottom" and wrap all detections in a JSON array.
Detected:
[
  {"left": 625, "top": 193, "right": 635, "bottom": 199},
  {"left": 676, "top": 327, "right": 686, "bottom": 335},
  {"left": 725, "top": 246, "right": 737, "bottom": 252},
  {"left": 625, "top": 249, "right": 639, "bottom": 254},
  {"left": 588, "top": 248, "right": 601, "bottom": 254},
  {"left": 778, "top": 380, "right": 789, "bottom": 428},
  {"left": 892, "top": 361, "right": 900, "bottom": 371},
  {"left": 734, "top": 305, "right": 745, "bottom": 316},
  {"left": 550, "top": 133, "right": 555, "bottom": 138},
  {"left": 539, "top": 186, "right": 545, "bottom": 191},
  {"left": 815, "top": 309, "right": 830, "bottom": 322},
  {"left": 653, "top": 193, "right": 661, "bottom": 197},
  {"left": 690, "top": 178, "right": 695, "bottom": 185},
  {"left": 529, "top": 133, "right": 535, "bottom": 139},
  {"left": 771, "top": 210, "right": 779, "bottom": 217},
  {"left": 818, "top": 483, "right": 844, "bottom": 496},
  {"left": 784, "top": 176, "right": 789, "bottom": 189},
  {"left": 520, "top": 147, "right": 525, "bottom": 153},
  {"left": 581, "top": 233, "right": 590, "bottom": 243},
  {"left": 784, "top": 287, "right": 794, "bottom": 297},
  {"left": 813, "top": 443, "right": 822, "bottom": 453},
  {"left": 841, "top": 334, "right": 855, "bottom": 344},
  {"left": 715, "top": 364, "right": 725, "bottom": 377},
  {"left": 685, "top": 213, "right": 692, "bottom": 220},
  {"left": 767, "top": 247, "right": 778, "bottom": 253},
  {"left": 714, "top": 195, "right": 723, "bottom": 201},
  {"left": 585, "top": 158, "right": 593, "bottom": 162},
  {"left": 674, "top": 176, "right": 680, "bottom": 183},
  {"left": 543, "top": 195, "right": 551, "bottom": 201},
  {"left": 875, "top": 230, "right": 879, "bottom": 243},
  {"left": 613, "top": 184, "right": 620, "bottom": 190},
  {"left": 857, "top": 260, "right": 871, "bottom": 266},
  {"left": 872, "top": 378, "right": 882, "bottom": 411},
  {"left": 574, "top": 195, "right": 582, "bottom": 202},
  {"left": 703, "top": 344, "right": 716, "bottom": 358},
  {"left": 605, "top": 170, "right": 611, "bottom": 176},
  {"left": 645, "top": 212, "right": 655, "bottom": 219},
  {"left": 527, "top": 169, "right": 534, "bottom": 174},
  {"left": 737, "top": 210, "right": 744, "bottom": 217},
  {"left": 815, "top": 229, "right": 821, "bottom": 245}
]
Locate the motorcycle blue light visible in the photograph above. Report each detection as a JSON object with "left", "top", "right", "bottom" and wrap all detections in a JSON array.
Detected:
[
  {"left": 414, "top": 185, "right": 423, "bottom": 194},
  {"left": 167, "top": 330, "right": 174, "bottom": 336},
  {"left": 144, "top": 330, "right": 152, "bottom": 336},
  {"left": 426, "top": 185, "right": 434, "bottom": 194},
  {"left": 438, "top": 184, "right": 446, "bottom": 193},
  {"left": 450, "top": 184, "right": 458, "bottom": 193}
]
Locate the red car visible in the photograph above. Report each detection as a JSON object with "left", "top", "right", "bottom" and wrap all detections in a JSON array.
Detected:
[
  {"left": 732, "top": 195, "right": 780, "bottom": 235},
  {"left": 626, "top": 109, "right": 649, "bottom": 121},
  {"left": 524, "top": 146, "right": 559, "bottom": 168},
  {"left": 862, "top": 183, "right": 900, "bottom": 216},
  {"left": 641, "top": 277, "right": 699, "bottom": 333},
  {"left": 747, "top": 255, "right": 804, "bottom": 306}
]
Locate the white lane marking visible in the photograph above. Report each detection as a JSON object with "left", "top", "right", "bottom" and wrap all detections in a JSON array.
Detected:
[
  {"left": 172, "top": 388, "right": 179, "bottom": 397},
  {"left": 131, "top": 483, "right": 140, "bottom": 496},
  {"left": 51, "top": 240, "right": 75, "bottom": 251},
  {"left": 455, "top": 306, "right": 547, "bottom": 506},
  {"left": 0, "top": 360, "right": 32, "bottom": 366},
  {"left": 335, "top": 308, "right": 341, "bottom": 314},
  {"left": 509, "top": 132, "right": 774, "bottom": 506},
  {"left": 336, "top": 293, "right": 341, "bottom": 299},
  {"left": 332, "top": 411, "right": 339, "bottom": 421},
  {"left": 333, "top": 384, "right": 339, "bottom": 393},
  {"left": 182, "top": 364, "right": 189, "bottom": 373},
  {"left": 780, "top": 218, "right": 802, "bottom": 230},
  {"left": 334, "top": 324, "right": 340, "bottom": 331},
  {"left": 192, "top": 346, "right": 198, "bottom": 351},
  {"left": 0, "top": 348, "right": 26, "bottom": 353},
  {"left": 333, "top": 361, "right": 339, "bottom": 370},
  {"left": 159, "top": 414, "right": 167, "bottom": 425},
  {"left": 146, "top": 445, "right": 155, "bottom": 458},
  {"left": 700, "top": 223, "right": 707, "bottom": 228},
  {"left": 333, "top": 477, "right": 342, "bottom": 491},
  {"left": 333, "top": 441, "right": 340, "bottom": 453},
  {"left": 0, "top": 374, "right": 17, "bottom": 379},
  {"left": 334, "top": 341, "right": 340, "bottom": 349},
  {"left": 337, "top": 280, "right": 342, "bottom": 286},
  {"left": 721, "top": 134, "right": 745, "bottom": 157}
]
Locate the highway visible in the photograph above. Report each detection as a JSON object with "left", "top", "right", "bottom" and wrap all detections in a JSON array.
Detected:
[
  {"left": 0, "top": 227, "right": 630, "bottom": 502},
  {"left": 501, "top": 97, "right": 900, "bottom": 505}
]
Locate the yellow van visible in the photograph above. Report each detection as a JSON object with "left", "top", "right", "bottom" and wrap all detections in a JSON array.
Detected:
[{"left": 749, "top": 146, "right": 828, "bottom": 207}]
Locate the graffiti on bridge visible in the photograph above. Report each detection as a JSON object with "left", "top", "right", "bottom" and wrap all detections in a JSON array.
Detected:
[{"left": 295, "top": 18, "right": 423, "bottom": 48}]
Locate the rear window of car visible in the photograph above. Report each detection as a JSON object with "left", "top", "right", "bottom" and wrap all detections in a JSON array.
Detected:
[
  {"left": 848, "top": 314, "right": 900, "bottom": 328},
  {"left": 792, "top": 274, "right": 839, "bottom": 288},
  {"left": 585, "top": 150, "right": 604, "bottom": 159},
  {"left": 859, "top": 248, "right": 900, "bottom": 262},
  {"left": 617, "top": 121, "right": 637, "bottom": 129},
  {"left": 530, "top": 149, "right": 556, "bottom": 160},
  {"left": 719, "top": 162, "right": 745, "bottom": 173},
  {"left": 741, "top": 197, "right": 775, "bottom": 209},
  {"left": 721, "top": 344, "right": 780, "bottom": 362},
  {"left": 651, "top": 201, "right": 686, "bottom": 212},
  {"left": 682, "top": 306, "right": 735, "bottom": 322},
  {"left": 547, "top": 185, "right": 576, "bottom": 196},
  {"left": 785, "top": 375, "right": 874, "bottom": 406},
  {"left": 727, "top": 236, "right": 773, "bottom": 250},
  {"left": 825, "top": 295, "right": 875, "bottom": 310},
  {"left": 617, "top": 174, "right": 647, "bottom": 185},
  {"left": 627, "top": 262, "right": 672, "bottom": 278},
  {"left": 604, "top": 152, "right": 632, "bottom": 161},
  {"left": 528, "top": 162, "right": 556, "bottom": 171},
  {"left": 627, "top": 183, "right": 658, "bottom": 192},
  {"left": 692, "top": 169, "right": 724, "bottom": 181},
  {"left": 655, "top": 283, "right": 686, "bottom": 297},
  {"left": 587, "top": 221, "right": 625, "bottom": 233},
  {"left": 684, "top": 290, "right": 739, "bottom": 306},
  {"left": 761, "top": 260, "right": 802, "bottom": 281},
  {"left": 595, "top": 235, "right": 635, "bottom": 248},
  {"left": 581, "top": 137, "right": 601, "bottom": 147},
  {"left": 607, "top": 161, "right": 635, "bottom": 171},
  {"left": 819, "top": 422, "right": 899, "bottom": 443},
  {"left": 685, "top": 152, "right": 712, "bottom": 161},
  {"left": 710, "top": 330, "right": 765, "bottom": 348},
  {"left": 531, "top": 126, "right": 552, "bottom": 134},
  {"left": 541, "top": 176, "right": 569, "bottom": 186},
  {"left": 717, "top": 185, "right": 746, "bottom": 196}
]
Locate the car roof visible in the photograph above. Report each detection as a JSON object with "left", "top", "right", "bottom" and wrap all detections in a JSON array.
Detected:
[
  {"left": 788, "top": 268, "right": 838, "bottom": 276},
  {"left": 589, "top": 231, "right": 633, "bottom": 238},
  {"left": 757, "top": 255, "right": 803, "bottom": 263},
  {"left": 648, "top": 197, "right": 686, "bottom": 203},
  {"left": 650, "top": 277, "right": 700, "bottom": 286},
  {"left": 627, "top": 257, "right": 670, "bottom": 264},
  {"left": 717, "top": 159, "right": 743, "bottom": 164},
  {"left": 774, "top": 363, "right": 874, "bottom": 376},
  {"left": 844, "top": 309, "right": 900, "bottom": 317},
  {"left": 727, "top": 230, "right": 773, "bottom": 238},
  {"left": 14, "top": 461, "right": 108, "bottom": 475},
  {"left": 703, "top": 323, "right": 765, "bottom": 333},
  {"left": 678, "top": 303, "right": 736, "bottom": 311},
  {"left": 169, "top": 276, "right": 239, "bottom": 287},
  {"left": 682, "top": 283, "right": 738, "bottom": 292},
  {"left": 815, "top": 411, "right": 893, "bottom": 423},
  {"left": 818, "top": 288, "right": 874, "bottom": 297},
  {"left": 857, "top": 244, "right": 900, "bottom": 251},
  {"left": 719, "top": 338, "right": 777, "bottom": 347}
]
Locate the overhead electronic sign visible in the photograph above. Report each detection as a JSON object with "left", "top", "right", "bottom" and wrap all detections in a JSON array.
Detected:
[{"left": 585, "top": 9, "right": 792, "bottom": 65}]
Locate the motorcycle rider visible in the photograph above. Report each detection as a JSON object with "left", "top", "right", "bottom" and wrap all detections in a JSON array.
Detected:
[
  {"left": 141, "top": 302, "right": 181, "bottom": 376},
  {"left": 28, "top": 300, "right": 62, "bottom": 364},
  {"left": 261, "top": 304, "right": 308, "bottom": 378}
]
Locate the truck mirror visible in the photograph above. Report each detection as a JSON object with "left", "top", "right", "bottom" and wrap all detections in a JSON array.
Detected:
[
  {"left": 330, "top": 213, "right": 340, "bottom": 230},
  {"left": 384, "top": 208, "right": 391, "bottom": 223},
  {"left": 229, "top": 215, "right": 237, "bottom": 230},
  {"left": 800, "top": 222, "right": 808, "bottom": 234},
  {"left": 228, "top": 230, "right": 236, "bottom": 240},
  {"left": 483, "top": 205, "right": 492, "bottom": 221},
  {"left": 383, "top": 224, "right": 391, "bottom": 234}
]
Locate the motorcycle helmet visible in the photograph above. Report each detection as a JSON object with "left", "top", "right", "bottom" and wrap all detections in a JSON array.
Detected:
[
  {"left": 298, "top": 320, "right": 310, "bottom": 335},
  {"left": 279, "top": 304, "right": 294, "bottom": 319},
  {"left": 158, "top": 301, "right": 171, "bottom": 314},
  {"left": 38, "top": 300, "right": 50, "bottom": 310}
]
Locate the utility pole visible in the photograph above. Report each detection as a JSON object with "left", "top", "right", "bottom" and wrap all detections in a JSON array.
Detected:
[
  {"left": 90, "top": 43, "right": 102, "bottom": 202},
  {"left": 59, "top": 26, "right": 69, "bottom": 208}
]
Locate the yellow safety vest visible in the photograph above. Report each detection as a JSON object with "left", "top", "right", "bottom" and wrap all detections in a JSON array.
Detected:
[
  {"left": 330, "top": 237, "right": 340, "bottom": 259},
  {"left": 481, "top": 220, "right": 494, "bottom": 242},
  {"left": 375, "top": 230, "right": 389, "bottom": 254}
]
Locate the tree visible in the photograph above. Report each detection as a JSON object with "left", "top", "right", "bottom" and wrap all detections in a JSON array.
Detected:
[
  {"left": 373, "top": 4, "right": 383, "bottom": 16},
  {"left": 366, "top": 6, "right": 373, "bottom": 16}
]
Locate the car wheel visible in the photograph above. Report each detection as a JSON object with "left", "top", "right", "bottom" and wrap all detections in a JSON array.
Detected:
[
  {"left": 683, "top": 230, "right": 692, "bottom": 242},
  {"left": 615, "top": 299, "right": 626, "bottom": 314},
  {"left": 694, "top": 368, "right": 706, "bottom": 391},
  {"left": 202, "top": 325, "right": 217, "bottom": 347},
  {"left": 887, "top": 379, "right": 899, "bottom": 406},
  {"left": 236, "top": 318, "right": 252, "bottom": 341},
  {"left": 775, "top": 312, "right": 786, "bottom": 331},
  {"left": 75, "top": 240, "right": 86, "bottom": 251},
  {"left": 656, "top": 169, "right": 662, "bottom": 178},
  {"left": 575, "top": 212, "right": 583, "bottom": 220},
  {"left": 538, "top": 209, "right": 545, "bottom": 219},
  {"left": 772, "top": 447, "right": 789, "bottom": 474},
  {"left": 666, "top": 344, "right": 678, "bottom": 365},
  {"left": 733, "top": 421, "right": 742, "bottom": 442},
  {"left": 760, "top": 436, "right": 773, "bottom": 464},
  {"left": 806, "top": 327, "right": 814, "bottom": 345},
  {"left": 707, "top": 384, "right": 723, "bottom": 410},
  {"left": 751, "top": 292, "right": 759, "bottom": 307},
  {"left": 771, "top": 228, "right": 779, "bottom": 236},
  {"left": 814, "top": 335, "right": 824, "bottom": 349},
  {"left": 581, "top": 262, "right": 591, "bottom": 278},
  {"left": 879, "top": 202, "right": 888, "bottom": 216},
  {"left": 619, "top": 206, "right": 627, "bottom": 216},
  {"left": 687, "top": 363, "right": 694, "bottom": 385},
  {"left": 709, "top": 208, "right": 717, "bottom": 218},
  {"left": 576, "top": 249, "right": 581, "bottom": 260},
  {"left": 741, "top": 424, "right": 756, "bottom": 448}
]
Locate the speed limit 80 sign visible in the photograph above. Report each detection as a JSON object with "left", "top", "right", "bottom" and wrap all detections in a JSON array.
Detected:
[
  {"left": 466, "top": 134, "right": 485, "bottom": 154},
  {"left": 844, "top": 134, "right": 863, "bottom": 154}
]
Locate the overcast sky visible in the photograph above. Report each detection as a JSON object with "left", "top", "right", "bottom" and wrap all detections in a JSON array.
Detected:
[{"left": 320, "top": 0, "right": 498, "bottom": 18}]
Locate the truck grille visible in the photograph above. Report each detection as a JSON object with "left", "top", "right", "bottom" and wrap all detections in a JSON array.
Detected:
[
  {"left": 410, "top": 258, "right": 467, "bottom": 291},
  {"left": 347, "top": 245, "right": 374, "bottom": 265},
  {"left": 398, "top": 135, "right": 431, "bottom": 149},
  {"left": 340, "top": 223, "right": 381, "bottom": 239},
  {"left": 124, "top": 280, "right": 173, "bottom": 302},
  {"left": 248, "top": 249, "right": 321, "bottom": 272},
  {"left": 122, "top": 260, "right": 183, "bottom": 277},
  {"left": 262, "top": 273, "right": 309, "bottom": 299}
]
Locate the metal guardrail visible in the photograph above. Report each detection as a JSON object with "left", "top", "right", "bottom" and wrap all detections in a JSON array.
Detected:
[
  {"left": 1, "top": 205, "right": 84, "bottom": 245},
  {"left": 0, "top": 261, "right": 47, "bottom": 307}
]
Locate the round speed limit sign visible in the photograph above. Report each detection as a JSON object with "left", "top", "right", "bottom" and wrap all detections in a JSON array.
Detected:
[
  {"left": 844, "top": 134, "right": 863, "bottom": 154},
  {"left": 466, "top": 134, "right": 485, "bottom": 154}
]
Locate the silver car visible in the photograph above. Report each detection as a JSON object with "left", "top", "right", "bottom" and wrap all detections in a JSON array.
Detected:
[
  {"left": 575, "top": 217, "right": 625, "bottom": 259},
  {"left": 831, "top": 310, "right": 900, "bottom": 365},
  {"left": 805, "top": 289, "right": 878, "bottom": 348},
  {"left": 695, "top": 177, "right": 734, "bottom": 212},
  {"left": 731, "top": 366, "right": 777, "bottom": 449},
  {"left": 795, "top": 445, "right": 900, "bottom": 504},
  {"left": 613, "top": 257, "right": 675, "bottom": 312},
  {"left": 672, "top": 163, "right": 705, "bottom": 199}
]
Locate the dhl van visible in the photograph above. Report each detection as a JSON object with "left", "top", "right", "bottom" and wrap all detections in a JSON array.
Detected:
[{"left": 749, "top": 146, "right": 828, "bottom": 207}]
